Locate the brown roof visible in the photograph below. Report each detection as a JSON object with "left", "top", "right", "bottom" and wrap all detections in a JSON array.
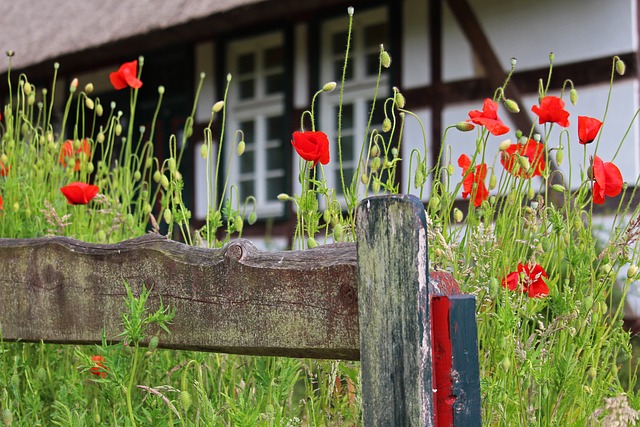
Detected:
[{"left": 0, "top": 0, "right": 266, "bottom": 74}]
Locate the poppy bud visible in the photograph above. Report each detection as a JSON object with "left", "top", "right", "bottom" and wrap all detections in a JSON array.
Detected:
[
  {"left": 528, "top": 185, "right": 535, "bottom": 200},
  {"left": 237, "top": 140, "right": 246, "bottom": 156},
  {"left": 161, "top": 175, "right": 169, "bottom": 190},
  {"left": 380, "top": 50, "right": 391, "bottom": 68},
  {"left": 382, "top": 118, "right": 392, "bottom": 132},
  {"left": 370, "top": 156, "right": 381, "bottom": 172},
  {"left": 394, "top": 91, "right": 406, "bottom": 109},
  {"left": 616, "top": 58, "right": 626, "bottom": 76},
  {"left": 453, "top": 208, "right": 463, "bottom": 223},
  {"left": 555, "top": 148, "right": 564, "bottom": 166},
  {"left": 307, "top": 237, "right": 318, "bottom": 248},
  {"left": 85, "top": 83, "right": 94, "bottom": 94},
  {"left": 435, "top": 248, "right": 443, "bottom": 257},
  {"left": 370, "top": 145, "right": 380, "bottom": 157},
  {"left": 455, "top": 121, "right": 475, "bottom": 132},
  {"left": 0, "top": 154, "right": 7, "bottom": 164},
  {"left": 333, "top": 223, "right": 343, "bottom": 239},
  {"left": 501, "top": 357, "right": 511, "bottom": 373},
  {"left": 517, "top": 155, "right": 531, "bottom": 171},
  {"left": 163, "top": 208, "right": 172, "bottom": 224},
  {"left": 551, "top": 184, "right": 565, "bottom": 193},
  {"left": 23, "top": 81, "right": 32, "bottom": 96},
  {"left": 85, "top": 97, "right": 94, "bottom": 110},
  {"left": 498, "top": 139, "right": 511, "bottom": 151},
  {"left": 414, "top": 170, "right": 425, "bottom": 189},
  {"left": 133, "top": 171, "right": 142, "bottom": 181},
  {"left": 391, "top": 148, "right": 398, "bottom": 158},
  {"left": 179, "top": 390, "right": 192, "bottom": 412},
  {"left": 587, "top": 165, "right": 594, "bottom": 180},
  {"left": 549, "top": 52, "right": 555, "bottom": 63},
  {"left": 628, "top": 264, "right": 639, "bottom": 279},
  {"left": 570, "top": 88, "right": 578, "bottom": 106},
  {"left": 447, "top": 163, "right": 454, "bottom": 176},
  {"left": 115, "top": 123, "right": 122, "bottom": 136},
  {"left": 70, "top": 78, "right": 78, "bottom": 93},
  {"left": 503, "top": 99, "right": 520, "bottom": 113},
  {"left": 27, "top": 92, "right": 35, "bottom": 105},
  {"left": 372, "top": 180, "right": 381, "bottom": 192},
  {"left": 145, "top": 157, "right": 153, "bottom": 169},
  {"left": 200, "top": 144, "right": 208, "bottom": 159},
  {"left": 168, "top": 158, "right": 176, "bottom": 173},
  {"left": 96, "top": 103, "right": 104, "bottom": 117},
  {"left": 234, "top": 215, "right": 243, "bottom": 233},
  {"left": 213, "top": 100, "right": 225, "bottom": 113},
  {"left": 347, "top": 6, "right": 354, "bottom": 16},
  {"left": 428, "top": 195, "right": 440, "bottom": 210},
  {"left": 143, "top": 203, "right": 152, "bottom": 215},
  {"left": 2, "top": 408, "right": 13, "bottom": 426},
  {"left": 248, "top": 211, "right": 257, "bottom": 225},
  {"left": 322, "top": 81, "right": 337, "bottom": 92},
  {"left": 489, "top": 174, "right": 497, "bottom": 190},
  {"left": 360, "top": 173, "right": 369, "bottom": 185},
  {"left": 533, "top": 133, "right": 541, "bottom": 142}
]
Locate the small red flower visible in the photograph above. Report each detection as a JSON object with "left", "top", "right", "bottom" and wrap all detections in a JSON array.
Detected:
[
  {"left": 578, "top": 116, "right": 603, "bottom": 145},
  {"left": 0, "top": 160, "right": 9, "bottom": 177},
  {"left": 500, "top": 138, "right": 546, "bottom": 179},
  {"left": 59, "top": 139, "right": 91, "bottom": 172},
  {"left": 467, "top": 98, "right": 510, "bottom": 136},
  {"left": 531, "top": 96, "right": 570, "bottom": 127},
  {"left": 502, "top": 262, "right": 549, "bottom": 298},
  {"left": 109, "top": 60, "right": 143, "bottom": 90},
  {"left": 90, "top": 355, "right": 107, "bottom": 378},
  {"left": 291, "top": 131, "right": 330, "bottom": 166},
  {"left": 592, "top": 155, "right": 623, "bottom": 204},
  {"left": 0, "top": 195, "right": 3, "bottom": 210},
  {"left": 60, "top": 182, "right": 99, "bottom": 205},
  {"left": 458, "top": 154, "right": 489, "bottom": 208}
]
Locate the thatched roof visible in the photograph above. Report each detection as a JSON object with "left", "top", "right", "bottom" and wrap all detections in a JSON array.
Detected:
[{"left": 0, "top": 0, "right": 267, "bottom": 74}]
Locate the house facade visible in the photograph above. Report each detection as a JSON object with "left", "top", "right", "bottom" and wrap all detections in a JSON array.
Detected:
[{"left": 1, "top": 0, "right": 638, "bottom": 249}]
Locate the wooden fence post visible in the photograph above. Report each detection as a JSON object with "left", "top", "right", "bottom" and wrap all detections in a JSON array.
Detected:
[{"left": 356, "top": 195, "right": 481, "bottom": 427}]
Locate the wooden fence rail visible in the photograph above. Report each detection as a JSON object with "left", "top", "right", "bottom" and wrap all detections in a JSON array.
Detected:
[{"left": 0, "top": 194, "right": 481, "bottom": 426}]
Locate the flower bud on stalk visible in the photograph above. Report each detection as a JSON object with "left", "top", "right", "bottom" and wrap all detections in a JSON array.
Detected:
[
  {"left": 394, "top": 90, "right": 406, "bottom": 108},
  {"left": 570, "top": 88, "right": 578, "bottom": 105},
  {"left": 307, "top": 237, "right": 318, "bottom": 248},
  {"left": 237, "top": 140, "right": 246, "bottom": 156},
  {"left": 382, "top": 118, "right": 392, "bottom": 132},
  {"left": 453, "top": 208, "right": 463, "bottom": 223},
  {"left": 96, "top": 103, "right": 104, "bottom": 116},
  {"left": 322, "top": 81, "right": 337, "bottom": 92},
  {"left": 455, "top": 121, "right": 475, "bottom": 132},
  {"left": 85, "top": 97, "right": 94, "bottom": 110},
  {"left": 498, "top": 139, "right": 511, "bottom": 151},
  {"left": 212, "top": 100, "right": 225, "bottom": 113},
  {"left": 163, "top": 208, "right": 172, "bottom": 225},
  {"left": 200, "top": 144, "right": 209, "bottom": 159},
  {"left": 555, "top": 148, "right": 564, "bottom": 166},
  {"left": 628, "top": 264, "right": 639, "bottom": 280},
  {"left": 551, "top": 184, "right": 566, "bottom": 193},
  {"left": 616, "top": 58, "right": 626, "bottom": 76},
  {"left": 503, "top": 99, "right": 520, "bottom": 113},
  {"left": 380, "top": 49, "right": 392, "bottom": 68}
]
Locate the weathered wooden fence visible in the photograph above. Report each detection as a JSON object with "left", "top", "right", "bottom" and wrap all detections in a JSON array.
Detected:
[{"left": 0, "top": 195, "right": 481, "bottom": 426}]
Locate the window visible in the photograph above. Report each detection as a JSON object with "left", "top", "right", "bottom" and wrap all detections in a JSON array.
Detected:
[
  {"left": 319, "top": 7, "right": 390, "bottom": 200},
  {"left": 226, "top": 32, "right": 287, "bottom": 218}
]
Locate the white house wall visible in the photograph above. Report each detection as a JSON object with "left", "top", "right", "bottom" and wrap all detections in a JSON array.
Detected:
[
  {"left": 443, "top": 0, "right": 636, "bottom": 80},
  {"left": 402, "top": 0, "right": 430, "bottom": 88}
]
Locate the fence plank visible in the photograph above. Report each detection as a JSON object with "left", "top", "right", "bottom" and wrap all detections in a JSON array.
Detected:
[
  {"left": 356, "top": 195, "right": 435, "bottom": 427},
  {"left": 0, "top": 235, "right": 360, "bottom": 359}
]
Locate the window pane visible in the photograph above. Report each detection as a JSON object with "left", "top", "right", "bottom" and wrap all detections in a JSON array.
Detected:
[
  {"left": 264, "top": 46, "right": 283, "bottom": 69},
  {"left": 332, "top": 31, "right": 348, "bottom": 55},
  {"left": 239, "top": 147, "right": 254, "bottom": 174},
  {"left": 239, "top": 78, "right": 255, "bottom": 99},
  {"left": 266, "top": 115, "right": 284, "bottom": 141},
  {"left": 334, "top": 58, "right": 353, "bottom": 81},
  {"left": 266, "top": 176, "right": 285, "bottom": 201},
  {"left": 237, "top": 53, "right": 255, "bottom": 74},
  {"left": 364, "top": 23, "right": 388, "bottom": 49},
  {"left": 336, "top": 103, "right": 354, "bottom": 130},
  {"left": 340, "top": 135, "right": 355, "bottom": 162},
  {"left": 265, "top": 73, "right": 284, "bottom": 95},
  {"left": 366, "top": 52, "right": 380, "bottom": 76},
  {"left": 240, "top": 180, "right": 254, "bottom": 199},
  {"left": 240, "top": 120, "right": 255, "bottom": 143},
  {"left": 267, "top": 147, "right": 284, "bottom": 171}
]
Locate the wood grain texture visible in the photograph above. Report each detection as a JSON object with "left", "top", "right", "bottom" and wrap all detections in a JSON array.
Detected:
[
  {"left": 356, "top": 195, "right": 435, "bottom": 427},
  {"left": 0, "top": 234, "right": 360, "bottom": 359}
]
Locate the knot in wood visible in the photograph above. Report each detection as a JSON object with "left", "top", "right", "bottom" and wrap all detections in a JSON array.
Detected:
[
  {"left": 339, "top": 283, "right": 357, "bottom": 307},
  {"left": 225, "top": 242, "right": 244, "bottom": 261}
]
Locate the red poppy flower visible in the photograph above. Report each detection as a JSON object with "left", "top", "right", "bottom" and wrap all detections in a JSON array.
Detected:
[
  {"left": 502, "top": 262, "right": 549, "bottom": 298},
  {"left": 90, "top": 355, "right": 107, "bottom": 378},
  {"left": 592, "top": 155, "right": 623, "bottom": 204},
  {"left": 578, "top": 116, "right": 602, "bottom": 145},
  {"left": 531, "top": 96, "right": 570, "bottom": 127},
  {"left": 467, "top": 98, "right": 510, "bottom": 136},
  {"left": 60, "top": 182, "right": 99, "bottom": 205},
  {"left": 109, "top": 60, "right": 143, "bottom": 90},
  {"left": 59, "top": 139, "right": 91, "bottom": 172},
  {"left": 0, "top": 195, "right": 3, "bottom": 210},
  {"left": 458, "top": 154, "right": 489, "bottom": 207},
  {"left": 0, "top": 160, "right": 9, "bottom": 177},
  {"left": 291, "top": 131, "right": 330, "bottom": 166},
  {"left": 500, "top": 138, "right": 546, "bottom": 179}
]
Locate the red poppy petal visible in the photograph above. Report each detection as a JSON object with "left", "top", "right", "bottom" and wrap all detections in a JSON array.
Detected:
[
  {"left": 61, "top": 184, "right": 86, "bottom": 205},
  {"left": 481, "top": 98, "right": 499, "bottom": 120},
  {"left": 457, "top": 154, "right": 471, "bottom": 173},
  {"left": 502, "top": 271, "right": 520, "bottom": 291},
  {"left": 592, "top": 156, "right": 606, "bottom": 200},
  {"left": 109, "top": 72, "right": 129, "bottom": 90},
  {"left": 603, "top": 161, "right": 623, "bottom": 197},
  {"left": 578, "top": 116, "right": 602, "bottom": 145},
  {"left": 527, "top": 279, "right": 550, "bottom": 298},
  {"left": 593, "top": 181, "right": 605, "bottom": 204}
]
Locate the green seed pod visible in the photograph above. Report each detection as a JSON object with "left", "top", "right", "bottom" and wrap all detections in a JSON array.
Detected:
[
  {"left": 455, "top": 121, "right": 475, "bottom": 132},
  {"left": 382, "top": 118, "right": 392, "bottom": 132},
  {"left": 237, "top": 140, "right": 246, "bottom": 156},
  {"left": 570, "top": 88, "right": 578, "bottom": 106},
  {"left": 555, "top": 148, "right": 564, "bottom": 166},
  {"left": 87, "top": 162, "right": 94, "bottom": 174},
  {"left": 323, "top": 209, "right": 331, "bottom": 224},
  {"left": 161, "top": 175, "right": 169, "bottom": 190},
  {"left": 380, "top": 50, "right": 392, "bottom": 68},
  {"left": 149, "top": 336, "right": 159, "bottom": 350},
  {"left": 307, "top": 237, "right": 318, "bottom": 249},
  {"left": 394, "top": 91, "right": 406, "bottom": 109},
  {"left": 96, "top": 103, "right": 104, "bottom": 117},
  {"left": 115, "top": 123, "right": 122, "bottom": 136},
  {"left": 616, "top": 58, "right": 626, "bottom": 76},
  {"left": 248, "top": 211, "right": 257, "bottom": 225},
  {"left": 551, "top": 184, "right": 566, "bottom": 193},
  {"left": 528, "top": 186, "right": 535, "bottom": 200},
  {"left": 453, "top": 208, "right": 463, "bottom": 223},
  {"left": 414, "top": 170, "right": 425, "bottom": 189},
  {"left": 179, "top": 390, "right": 192, "bottom": 412},
  {"left": 503, "top": 99, "right": 520, "bottom": 113},
  {"left": 234, "top": 215, "right": 244, "bottom": 233},
  {"left": 517, "top": 155, "right": 531, "bottom": 171},
  {"left": 133, "top": 171, "right": 142, "bottom": 181},
  {"left": 333, "top": 223, "right": 343, "bottom": 239},
  {"left": 163, "top": 208, "right": 172, "bottom": 225},
  {"left": 97, "top": 131, "right": 105, "bottom": 143},
  {"left": 489, "top": 174, "right": 497, "bottom": 190},
  {"left": 153, "top": 170, "right": 162, "bottom": 183}
]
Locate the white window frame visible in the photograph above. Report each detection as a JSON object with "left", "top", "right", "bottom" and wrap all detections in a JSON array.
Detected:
[
  {"left": 318, "top": 7, "right": 390, "bottom": 205},
  {"left": 226, "top": 32, "right": 286, "bottom": 218}
]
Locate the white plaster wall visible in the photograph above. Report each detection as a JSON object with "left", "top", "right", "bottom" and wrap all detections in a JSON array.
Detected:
[
  {"left": 194, "top": 41, "right": 216, "bottom": 123},
  {"left": 294, "top": 23, "right": 310, "bottom": 109},
  {"left": 402, "top": 0, "right": 430, "bottom": 88},
  {"left": 443, "top": 0, "right": 635, "bottom": 81}
]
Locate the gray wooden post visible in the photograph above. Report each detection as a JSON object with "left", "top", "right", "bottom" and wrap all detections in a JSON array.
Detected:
[{"left": 356, "top": 194, "right": 435, "bottom": 426}]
